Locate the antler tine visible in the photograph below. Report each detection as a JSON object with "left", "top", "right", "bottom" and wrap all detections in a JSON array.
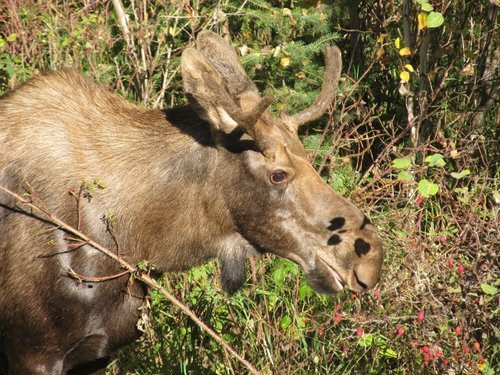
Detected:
[
  {"left": 227, "top": 95, "right": 274, "bottom": 135},
  {"left": 199, "top": 71, "right": 274, "bottom": 138},
  {"left": 282, "top": 46, "right": 342, "bottom": 130}
]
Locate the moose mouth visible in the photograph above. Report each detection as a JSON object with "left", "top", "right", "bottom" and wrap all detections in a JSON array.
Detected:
[{"left": 318, "top": 257, "right": 345, "bottom": 291}]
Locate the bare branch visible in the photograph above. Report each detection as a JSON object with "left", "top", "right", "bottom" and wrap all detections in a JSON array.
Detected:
[
  {"left": 67, "top": 267, "right": 130, "bottom": 283},
  {"left": 111, "top": 0, "right": 133, "bottom": 50}
]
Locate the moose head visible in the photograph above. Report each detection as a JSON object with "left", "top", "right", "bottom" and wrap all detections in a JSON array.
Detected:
[{"left": 181, "top": 31, "right": 383, "bottom": 295}]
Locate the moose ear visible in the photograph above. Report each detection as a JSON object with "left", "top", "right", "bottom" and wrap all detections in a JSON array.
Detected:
[
  {"left": 195, "top": 31, "right": 259, "bottom": 98},
  {"left": 182, "top": 46, "right": 275, "bottom": 147},
  {"left": 181, "top": 48, "right": 240, "bottom": 133}
]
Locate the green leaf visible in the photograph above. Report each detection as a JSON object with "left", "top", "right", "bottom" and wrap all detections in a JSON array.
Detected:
[
  {"left": 416, "top": 0, "right": 434, "bottom": 10},
  {"left": 392, "top": 229, "right": 408, "bottom": 239},
  {"left": 425, "top": 153, "right": 446, "bottom": 167},
  {"left": 397, "top": 171, "right": 414, "bottom": 181},
  {"left": 418, "top": 179, "right": 439, "bottom": 197},
  {"left": 358, "top": 333, "right": 374, "bottom": 347},
  {"left": 448, "top": 285, "right": 462, "bottom": 294},
  {"left": 392, "top": 157, "right": 412, "bottom": 169},
  {"left": 381, "top": 348, "right": 398, "bottom": 358},
  {"left": 451, "top": 169, "right": 471, "bottom": 179},
  {"left": 298, "top": 280, "right": 314, "bottom": 300},
  {"left": 421, "top": 3, "right": 434, "bottom": 11},
  {"left": 6, "top": 33, "right": 18, "bottom": 43},
  {"left": 272, "top": 268, "right": 285, "bottom": 285},
  {"left": 280, "top": 315, "right": 292, "bottom": 330},
  {"left": 480, "top": 283, "right": 498, "bottom": 295},
  {"left": 427, "top": 12, "right": 444, "bottom": 28}
]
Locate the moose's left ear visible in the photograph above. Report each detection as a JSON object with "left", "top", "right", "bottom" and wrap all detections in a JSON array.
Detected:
[
  {"left": 182, "top": 46, "right": 275, "bottom": 150},
  {"left": 181, "top": 47, "right": 241, "bottom": 133}
]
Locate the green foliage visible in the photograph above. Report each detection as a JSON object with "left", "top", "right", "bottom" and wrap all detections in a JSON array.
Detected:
[{"left": 418, "top": 179, "right": 439, "bottom": 197}]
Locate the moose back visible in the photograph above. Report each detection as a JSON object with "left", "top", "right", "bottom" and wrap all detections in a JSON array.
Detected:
[{"left": 0, "top": 31, "right": 383, "bottom": 374}]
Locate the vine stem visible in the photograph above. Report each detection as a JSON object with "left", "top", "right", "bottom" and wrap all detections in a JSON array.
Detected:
[{"left": 0, "top": 184, "right": 260, "bottom": 375}]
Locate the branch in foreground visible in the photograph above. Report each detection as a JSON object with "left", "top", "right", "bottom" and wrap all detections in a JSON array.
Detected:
[{"left": 0, "top": 184, "right": 259, "bottom": 375}]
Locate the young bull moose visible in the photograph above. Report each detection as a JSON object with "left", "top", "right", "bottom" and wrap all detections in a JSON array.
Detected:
[{"left": 0, "top": 31, "right": 383, "bottom": 374}]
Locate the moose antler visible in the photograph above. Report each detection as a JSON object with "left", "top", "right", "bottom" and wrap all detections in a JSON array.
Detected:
[
  {"left": 281, "top": 46, "right": 342, "bottom": 131},
  {"left": 182, "top": 46, "right": 275, "bottom": 153}
]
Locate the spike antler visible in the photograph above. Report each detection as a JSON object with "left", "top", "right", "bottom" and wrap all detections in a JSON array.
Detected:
[
  {"left": 281, "top": 46, "right": 342, "bottom": 131},
  {"left": 198, "top": 71, "right": 274, "bottom": 136}
]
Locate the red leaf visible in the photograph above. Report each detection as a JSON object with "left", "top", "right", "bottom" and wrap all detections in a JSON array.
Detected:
[
  {"left": 333, "top": 315, "right": 342, "bottom": 325},
  {"left": 417, "top": 310, "right": 425, "bottom": 323},
  {"left": 356, "top": 327, "right": 363, "bottom": 336},
  {"left": 396, "top": 326, "right": 405, "bottom": 337}
]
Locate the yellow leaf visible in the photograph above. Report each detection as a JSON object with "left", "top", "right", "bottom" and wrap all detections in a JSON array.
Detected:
[
  {"left": 395, "top": 37, "right": 401, "bottom": 49},
  {"left": 399, "top": 47, "right": 411, "bottom": 56},
  {"left": 404, "top": 64, "right": 414, "bottom": 72},
  {"left": 460, "top": 63, "right": 475, "bottom": 76},
  {"left": 376, "top": 47, "right": 385, "bottom": 60},
  {"left": 6, "top": 33, "right": 18, "bottom": 43},
  {"left": 400, "top": 71, "right": 410, "bottom": 82},
  {"left": 282, "top": 8, "right": 292, "bottom": 17},
  {"left": 418, "top": 13, "right": 427, "bottom": 30},
  {"left": 376, "top": 34, "right": 387, "bottom": 43},
  {"left": 280, "top": 56, "right": 290, "bottom": 67},
  {"left": 295, "top": 71, "right": 306, "bottom": 79}
]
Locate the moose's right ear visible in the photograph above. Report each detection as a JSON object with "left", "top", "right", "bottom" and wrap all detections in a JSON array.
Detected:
[{"left": 181, "top": 48, "right": 240, "bottom": 134}]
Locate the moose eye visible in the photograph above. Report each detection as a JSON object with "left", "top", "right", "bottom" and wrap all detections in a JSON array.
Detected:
[{"left": 270, "top": 171, "right": 288, "bottom": 185}]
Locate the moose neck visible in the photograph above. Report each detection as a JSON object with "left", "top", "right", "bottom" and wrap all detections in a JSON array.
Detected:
[{"left": 98, "top": 106, "right": 239, "bottom": 273}]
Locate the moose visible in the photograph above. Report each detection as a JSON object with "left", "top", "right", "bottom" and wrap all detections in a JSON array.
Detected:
[{"left": 0, "top": 31, "right": 383, "bottom": 374}]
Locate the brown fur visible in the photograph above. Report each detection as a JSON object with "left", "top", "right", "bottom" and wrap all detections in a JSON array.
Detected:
[{"left": 0, "top": 32, "right": 383, "bottom": 374}]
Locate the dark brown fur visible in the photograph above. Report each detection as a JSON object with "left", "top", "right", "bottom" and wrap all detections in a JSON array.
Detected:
[{"left": 0, "top": 32, "right": 383, "bottom": 374}]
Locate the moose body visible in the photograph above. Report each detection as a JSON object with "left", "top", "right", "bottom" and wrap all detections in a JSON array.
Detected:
[{"left": 0, "top": 32, "right": 383, "bottom": 374}]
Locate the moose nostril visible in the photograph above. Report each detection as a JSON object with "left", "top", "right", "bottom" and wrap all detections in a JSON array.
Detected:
[
  {"left": 354, "top": 238, "right": 371, "bottom": 256},
  {"left": 328, "top": 217, "right": 346, "bottom": 231},
  {"left": 328, "top": 234, "right": 342, "bottom": 245},
  {"left": 354, "top": 271, "right": 368, "bottom": 290}
]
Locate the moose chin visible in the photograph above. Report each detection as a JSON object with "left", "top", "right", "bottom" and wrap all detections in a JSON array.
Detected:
[{"left": 0, "top": 31, "right": 383, "bottom": 374}]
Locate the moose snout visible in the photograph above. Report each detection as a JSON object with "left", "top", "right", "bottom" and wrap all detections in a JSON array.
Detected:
[
  {"left": 347, "top": 231, "right": 384, "bottom": 292},
  {"left": 349, "top": 259, "right": 382, "bottom": 292}
]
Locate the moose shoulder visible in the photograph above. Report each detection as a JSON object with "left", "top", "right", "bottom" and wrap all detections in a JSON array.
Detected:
[{"left": 0, "top": 31, "right": 383, "bottom": 374}]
